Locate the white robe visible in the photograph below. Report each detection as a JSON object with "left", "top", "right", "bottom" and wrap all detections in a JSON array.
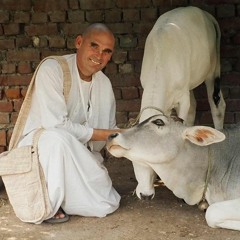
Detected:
[{"left": 18, "top": 54, "right": 120, "bottom": 221}]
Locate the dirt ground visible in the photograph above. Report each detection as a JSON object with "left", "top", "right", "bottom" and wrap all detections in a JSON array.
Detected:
[{"left": 0, "top": 157, "right": 239, "bottom": 240}]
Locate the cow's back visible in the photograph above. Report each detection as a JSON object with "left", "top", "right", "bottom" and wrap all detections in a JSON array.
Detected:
[{"left": 141, "top": 6, "right": 217, "bottom": 89}]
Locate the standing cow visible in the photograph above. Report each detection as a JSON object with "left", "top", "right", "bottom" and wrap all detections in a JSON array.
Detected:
[
  {"left": 140, "top": 6, "right": 225, "bottom": 126},
  {"left": 133, "top": 6, "right": 226, "bottom": 200},
  {"left": 107, "top": 114, "right": 240, "bottom": 231}
]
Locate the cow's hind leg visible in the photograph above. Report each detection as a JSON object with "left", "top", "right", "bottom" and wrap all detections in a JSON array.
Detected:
[
  {"left": 205, "top": 77, "right": 226, "bottom": 130},
  {"left": 206, "top": 198, "right": 240, "bottom": 231}
]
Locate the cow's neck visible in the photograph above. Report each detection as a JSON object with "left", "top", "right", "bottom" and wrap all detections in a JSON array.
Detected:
[{"left": 150, "top": 143, "right": 209, "bottom": 205}]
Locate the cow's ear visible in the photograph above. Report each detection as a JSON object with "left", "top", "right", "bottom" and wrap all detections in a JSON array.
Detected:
[{"left": 182, "top": 126, "right": 225, "bottom": 146}]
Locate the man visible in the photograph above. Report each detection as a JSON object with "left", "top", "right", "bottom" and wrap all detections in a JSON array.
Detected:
[{"left": 18, "top": 23, "right": 122, "bottom": 223}]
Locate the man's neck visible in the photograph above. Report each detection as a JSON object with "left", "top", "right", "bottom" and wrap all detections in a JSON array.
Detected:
[{"left": 78, "top": 69, "right": 92, "bottom": 82}]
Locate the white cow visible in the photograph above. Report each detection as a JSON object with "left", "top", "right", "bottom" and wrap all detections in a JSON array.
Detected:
[
  {"left": 133, "top": 6, "right": 226, "bottom": 200},
  {"left": 107, "top": 114, "right": 240, "bottom": 231},
  {"left": 140, "top": 6, "right": 225, "bottom": 126}
]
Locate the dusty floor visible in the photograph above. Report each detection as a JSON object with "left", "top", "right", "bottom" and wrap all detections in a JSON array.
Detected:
[{"left": 0, "top": 157, "right": 239, "bottom": 240}]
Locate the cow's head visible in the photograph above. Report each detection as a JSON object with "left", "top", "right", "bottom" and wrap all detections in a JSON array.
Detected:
[{"left": 106, "top": 114, "right": 225, "bottom": 199}]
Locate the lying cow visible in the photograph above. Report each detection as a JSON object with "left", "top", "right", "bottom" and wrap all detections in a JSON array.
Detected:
[
  {"left": 140, "top": 6, "right": 226, "bottom": 127},
  {"left": 106, "top": 114, "right": 240, "bottom": 231}
]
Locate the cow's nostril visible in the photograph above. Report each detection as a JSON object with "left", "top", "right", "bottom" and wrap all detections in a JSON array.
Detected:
[{"left": 108, "top": 133, "right": 119, "bottom": 140}]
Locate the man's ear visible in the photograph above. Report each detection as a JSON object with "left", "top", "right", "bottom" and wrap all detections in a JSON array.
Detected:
[
  {"left": 75, "top": 35, "right": 83, "bottom": 49},
  {"left": 182, "top": 126, "right": 225, "bottom": 146}
]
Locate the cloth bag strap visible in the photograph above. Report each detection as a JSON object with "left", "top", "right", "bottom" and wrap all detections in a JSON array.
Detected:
[{"left": 9, "top": 56, "right": 72, "bottom": 150}]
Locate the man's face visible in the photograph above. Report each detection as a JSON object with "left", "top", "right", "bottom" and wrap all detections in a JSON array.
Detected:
[{"left": 75, "top": 30, "right": 115, "bottom": 78}]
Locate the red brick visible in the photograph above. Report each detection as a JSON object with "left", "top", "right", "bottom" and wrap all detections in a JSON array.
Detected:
[
  {"left": 80, "top": 0, "right": 114, "bottom": 9},
  {"left": 25, "top": 24, "right": 58, "bottom": 36},
  {"left": 119, "top": 63, "right": 134, "bottom": 73},
  {"left": 217, "top": 4, "right": 235, "bottom": 18},
  {"left": 226, "top": 99, "right": 240, "bottom": 111},
  {"left": 141, "top": 8, "right": 158, "bottom": 21},
  {"left": 123, "top": 9, "right": 140, "bottom": 22},
  {"left": 66, "top": 38, "right": 76, "bottom": 49},
  {"left": 0, "top": 130, "right": 7, "bottom": 146},
  {"left": 68, "top": 10, "right": 84, "bottom": 23},
  {"left": 116, "top": 0, "right": 150, "bottom": 8},
  {"left": 1, "top": 0, "right": 31, "bottom": 11},
  {"left": 0, "top": 75, "right": 32, "bottom": 87},
  {"left": 10, "top": 112, "right": 19, "bottom": 125},
  {"left": 2, "top": 63, "right": 16, "bottom": 74},
  {"left": 113, "top": 88, "right": 122, "bottom": 100},
  {"left": 105, "top": 10, "right": 122, "bottom": 23},
  {"left": 16, "top": 37, "right": 32, "bottom": 48},
  {"left": 33, "top": 0, "right": 68, "bottom": 11},
  {"left": 31, "top": 12, "right": 48, "bottom": 23},
  {"left": 86, "top": 10, "right": 104, "bottom": 22},
  {"left": 116, "top": 111, "right": 128, "bottom": 124},
  {"left": 69, "top": 0, "right": 79, "bottom": 9},
  {"left": 111, "top": 74, "right": 140, "bottom": 87},
  {"left": 5, "top": 88, "right": 21, "bottom": 100},
  {"left": 0, "top": 101, "right": 13, "bottom": 112},
  {"left": 14, "top": 11, "right": 30, "bottom": 23},
  {"left": 116, "top": 99, "right": 141, "bottom": 112},
  {"left": 7, "top": 49, "right": 40, "bottom": 61},
  {"left": 49, "top": 11, "right": 66, "bottom": 22},
  {"left": 112, "top": 50, "right": 127, "bottom": 64},
  {"left": 0, "top": 11, "right": 10, "bottom": 23},
  {"left": 0, "top": 146, "right": 7, "bottom": 153},
  {"left": 128, "top": 50, "right": 144, "bottom": 61},
  {"left": 13, "top": 100, "right": 23, "bottom": 112},
  {"left": 152, "top": 0, "right": 188, "bottom": 7},
  {"left": 108, "top": 23, "right": 133, "bottom": 34},
  {"left": 206, "top": 0, "right": 239, "bottom": 3},
  {"left": 3, "top": 23, "right": 20, "bottom": 35},
  {"left": 61, "top": 23, "right": 89, "bottom": 35},
  {"left": 0, "top": 39, "right": 15, "bottom": 50},
  {"left": 18, "top": 62, "right": 32, "bottom": 74},
  {"left": 104, "top": 62, "right": 118, "bottom": 75},
  {"left": 122, "top": 87, "right": 139, "bottom": 99},
  {"left": 49, "top": 37, "right": 66, "bottom": 48},
  {"left": 0, "top": 113, "right": 10, "bottom": 124},
  {"left": 0, "top": 25, "right": 3, "bottom": 35}
]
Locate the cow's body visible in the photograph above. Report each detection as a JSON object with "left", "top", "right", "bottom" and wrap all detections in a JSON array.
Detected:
[
  {"left": 133, "top": 6, "right": 226, "bottom": 202},
  {"left": 107, "top": 115, "right": 240, "bottom": 230},
  {"left": 140, "top": 6, "right": 225, "bottom": 127}
]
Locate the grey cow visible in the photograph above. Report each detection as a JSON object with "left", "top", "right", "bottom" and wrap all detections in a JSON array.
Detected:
[{"left": 107, "top": 114, "right": 240, "bottom": 231}]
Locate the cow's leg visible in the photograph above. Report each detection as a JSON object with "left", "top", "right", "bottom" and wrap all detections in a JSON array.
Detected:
[
  {"left": 176, "top": 91, "right": 191, "bottom": 124},
  {"left": 205, "top": 78, "right": 226, "bottom": 130},
  {"left": 132, "top": 162, "right": 156, "bottom": 200},
  {"left": 185, "top": 90, "right": 196, "bottom": 126},
  {"left": 206, "top": 198, "right": 240, "bottom": 231}
]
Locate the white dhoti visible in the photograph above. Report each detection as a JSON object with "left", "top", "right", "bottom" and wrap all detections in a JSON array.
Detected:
[{"left": 20, "top": 128, "right": 120, "bottom": 219}]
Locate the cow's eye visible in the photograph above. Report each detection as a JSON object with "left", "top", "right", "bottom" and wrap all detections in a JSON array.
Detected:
[{"left": 152, "top": 119, "right": 165, "bottom": 126}]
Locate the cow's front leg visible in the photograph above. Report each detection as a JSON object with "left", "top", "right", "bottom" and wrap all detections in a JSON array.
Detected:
[
  {"left": 206, "top": 198, "right": 240, "bottom": 231},
  {"left": 132, "top": 162, "right": 156, "bottom": 200}
]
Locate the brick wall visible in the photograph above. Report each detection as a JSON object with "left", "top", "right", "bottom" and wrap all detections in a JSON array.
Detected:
[{"left": 0, "top": 0, "right": 240, "bottom": 152}]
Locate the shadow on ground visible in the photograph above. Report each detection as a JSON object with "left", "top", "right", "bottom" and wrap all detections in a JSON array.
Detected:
[{"left": 0, "top": 157, "right": 239, "bottom": 240}]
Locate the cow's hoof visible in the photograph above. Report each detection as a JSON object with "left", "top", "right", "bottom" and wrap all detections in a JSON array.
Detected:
[{"left": 140, "top": 193, "right": 154, "bottom": 200}]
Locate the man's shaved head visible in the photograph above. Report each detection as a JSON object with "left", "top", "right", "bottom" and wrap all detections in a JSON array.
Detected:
[{"left": 82, "top": 23, "right": 114, "bottom": 38}]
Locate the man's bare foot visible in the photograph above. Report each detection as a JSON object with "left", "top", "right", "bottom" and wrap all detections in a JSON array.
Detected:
[{"left": 44, "top": 208, "right": 69, "bottom": 224}]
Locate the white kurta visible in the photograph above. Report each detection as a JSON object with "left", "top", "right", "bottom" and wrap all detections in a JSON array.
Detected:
[{"left": 18, "top": 54, "right": 120, "bottom": 221}]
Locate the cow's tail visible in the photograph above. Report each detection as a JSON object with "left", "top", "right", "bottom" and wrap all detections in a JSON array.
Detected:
[{"left": 211, "top": 15, "right": 221, "bottom": 107}]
